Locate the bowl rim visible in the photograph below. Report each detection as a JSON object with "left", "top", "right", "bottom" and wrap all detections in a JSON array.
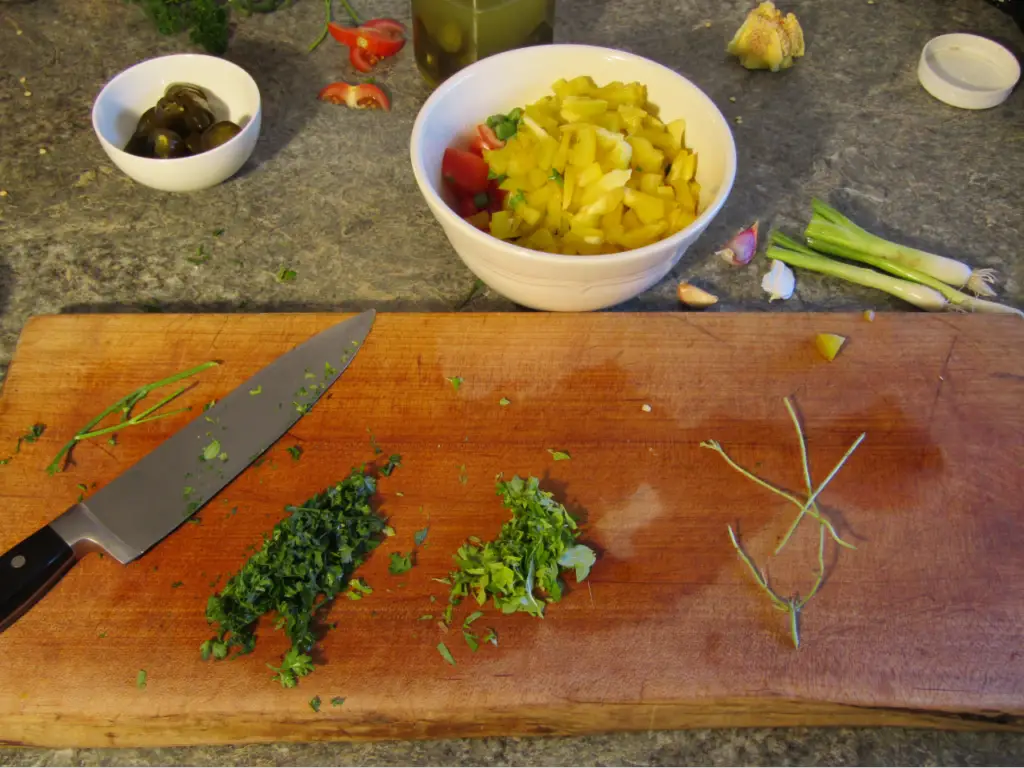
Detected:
[
  {"left": 409, "top": 43, "right": 737, "bottom": 267},
  {"left": 91, "top": 52, "right": 262, "bottom": 166}
]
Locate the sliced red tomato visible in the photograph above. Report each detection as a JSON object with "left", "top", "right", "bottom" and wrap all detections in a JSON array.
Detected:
[
  {"left": 318, "top": 82, "right": 391, "bottom": 111},
  {"left": 349, "top": 45, "right": 381, "bottom": 73},
  {"left": 476, "top": 124, "right": 505, "bottom": 150},
  {"left": 442, "top": 147, "right": 490, "bottom": 195},
  {"left": 328, "top": 18, "right": 406, "bottom": 58},
  {"left": 468, "top": 135, "right": 486, "bottom": 157},
  {"left": 456, "top": 194, "right": 479, "bottom": 218},
  {"left": 487, "top": 180, "right": 507, "bottom": 212}
]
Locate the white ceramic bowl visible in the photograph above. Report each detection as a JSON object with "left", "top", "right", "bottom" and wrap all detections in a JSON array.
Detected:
[
  {"left": 410, "top": 44, "right": 737, "bottom": 311},
  {"left": 92, "top": 54, "right": 262, "bottom": 193}
]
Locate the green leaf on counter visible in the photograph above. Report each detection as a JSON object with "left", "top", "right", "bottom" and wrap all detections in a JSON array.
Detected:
[{"left": 547, "top": 449, "right": 571, "bottom": 461}]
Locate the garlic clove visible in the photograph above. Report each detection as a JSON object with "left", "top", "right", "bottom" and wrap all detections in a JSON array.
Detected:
[
  {"left": 761, "top": 259, "right": 795, "bottom": 301},
  {"left": 716, "top": 221, "right": 759, "bottom": 266},
  {"left": 677, "top": 282, "right": 719, "bottom": 308}
]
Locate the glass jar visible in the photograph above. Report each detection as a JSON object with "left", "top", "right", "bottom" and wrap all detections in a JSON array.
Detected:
[{"left": 412, "top": 0, "right": 556, "bottom": 88}]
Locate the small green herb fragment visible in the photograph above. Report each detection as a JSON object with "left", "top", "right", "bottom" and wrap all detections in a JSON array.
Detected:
[
  {"left": 549, "top": 168, "right": 564, "bottom": 185},
  {"left": 287, "top": 445, "right": 304, "bottom": 461},
  {"left": 418, "top": 614, "right": 434, "bottom": 621},
  {"left": 499, "top": 397, "right": 511, "bottom": 406},
  {"left": 348, "top": 578, "right": 373, "bottom": 596},
  {"left": 463, "top": 610, "right": 483, "bottom": 628},
  {"left": 212, "top": 227, "right": 225, "bottom": 237},
  {"left": 437, "top": 642, "right": 456, "bottom": 666},
  {"left": 98, "top": 632, "right": 107, "bottom": 639},
  {"left": 331, "top": 696, "right": 345, "bottom": 707},
  {"left": 558, "top": 545, "right": 597, "bottom": 582},
  {"left": 367, "top": 429, "right": 383, "bottom": 455},
  {"left": 324, "top": 362, "right": 337, "bottom": 377},
  {"left": 381, "top": 454, "right": 402, "bottom": 476},
  {"left": 136, "top": 670, "right": 147, "bottom": 689},
  {"left": 171, "top": 581, "right": 183, "bottom": 588},
  {"left": 383, "top": 525, "right": 396, "bottom": 537},
  {"left": 548, "top": 449, "right": 571, "bottom": 461},
  {"left": 414, "top": 526, "right": 429, "bottom": 547},
  {"left": 186, "top": 245, "right": 210, "bottom": 265},
  {"left": 483, "top": 628, "right": 498, "bottom": 646},
  {"left": 1, "top": 423, "right": 46, "bottom": 464},
  {"left": 275, "top": 266, "right": 298, "bottom": 283},
  {"left": 463, "top": 631, "right": 479, "bottom": 652},
  {"left": 445, "top": 375, "right": 463, "bottom": 391},
  {"left": 76, "top": 483, "right": 88, "bottom": 493},
  {"left": 267, "top": 647, "right": 315, "bottom": 688},
  {"left": 204, "top": 400, "right": 217, "bottom": 411},
  {"left": 202, "top": 439, "right": 221, "bottom": 461},
  {"left": 310, "top": 695, "right": 321, "bottom": 712},
  {"left": 183, "top": 486, "right": 194, "bottom": 498},
  {"left": 458, "top": 464, "right": 468, "bottom": 485},
  {"left": 249, "top": 386, "right": 262, "bottom": 396},
  {"left": 389, "top": 552, "right": 413, "bottom": 575},
  {"left": 508, "top": 190, "right": 526, "bottom": 209}
]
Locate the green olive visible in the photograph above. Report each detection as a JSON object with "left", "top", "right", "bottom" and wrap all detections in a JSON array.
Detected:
[
  {"left": 200, "top": 121, "right": 242, "bottom": 151},
  {"left": 184, "top": 131, "right": 204, "bottom": 155},
  {"left": 150, "top": 128, "right": 187, "bottom": 159},
  {"left": 123, "top": 132, "right": 152, "bottom": 157},
  {"left": 153, "top": 98, "right": 189, "bottom": 135}
]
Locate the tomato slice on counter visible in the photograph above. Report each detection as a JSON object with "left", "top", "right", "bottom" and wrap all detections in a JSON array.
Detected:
[
  {"left": 442, "top": 148, "right": 491, "bottom": 195},
  {"left": 328, "top": 18, "right": 407, "bottom": 58},
  {"left": 349, "top": 45, "right": 381, "bottom": 72},
  {"left": 318, "top": 82, "right": 391, "bottom": 111}
]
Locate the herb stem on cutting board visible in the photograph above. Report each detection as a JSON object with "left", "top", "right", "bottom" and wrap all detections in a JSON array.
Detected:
[
  {"left": 47, "top": 361, "right": 218, "bottom": 475},
  {"left": 709, "top": 397, "right": 865, "bottom": 648}
]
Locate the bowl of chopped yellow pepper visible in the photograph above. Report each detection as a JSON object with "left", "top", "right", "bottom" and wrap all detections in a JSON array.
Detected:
[{"left": 410, "top": 44, "right": 736, "bottom": 311}]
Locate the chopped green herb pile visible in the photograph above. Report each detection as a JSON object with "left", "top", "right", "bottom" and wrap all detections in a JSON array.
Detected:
[
  {"left": 201, "top": 462, "right": 395, "bottom": 686},
  {"left": 445, "top": 475, "right": 596, "bottom": 622}
]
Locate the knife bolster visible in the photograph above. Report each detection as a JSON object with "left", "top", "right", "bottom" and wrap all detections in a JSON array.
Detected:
[{"left": 50, "top": 503, "right": 138, "bottom": 563}]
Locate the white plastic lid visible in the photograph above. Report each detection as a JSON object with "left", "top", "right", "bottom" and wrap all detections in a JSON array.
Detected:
[{"left": 917, "top": 33, "right": 1020, "bottom": 110}]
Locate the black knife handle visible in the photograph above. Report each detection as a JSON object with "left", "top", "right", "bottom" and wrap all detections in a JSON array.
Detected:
[{"left": 0, "top": 525, "right": 75, "bottom": 633}]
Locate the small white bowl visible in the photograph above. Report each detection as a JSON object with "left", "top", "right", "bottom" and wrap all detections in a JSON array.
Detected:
[
  {"left": 410, "top": 44, "right": 737, "bottom": 312},
  {"left": 92, "top": 54, "right": 262, "bottom": 193}
]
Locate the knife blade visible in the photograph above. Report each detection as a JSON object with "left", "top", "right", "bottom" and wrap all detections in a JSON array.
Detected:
[{"left": 0, "top": 309, "right": 376, "bottom": 633}]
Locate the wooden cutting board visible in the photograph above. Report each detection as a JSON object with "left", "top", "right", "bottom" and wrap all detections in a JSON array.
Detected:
[{"left": 1, "top": 312, "right": 1022, "bottom": 748}]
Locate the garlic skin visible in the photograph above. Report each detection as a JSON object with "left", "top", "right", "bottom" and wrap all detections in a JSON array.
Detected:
[
  {"left": 677, "top": 282, "right": 719, "bottom": 308},
  {"left": 761, "top": 259, "right": 795, "bottom": 301},
  {"left": 727, "top": 1, "right": 805, "bottom": 72},
  {"left": 716, "top": 221, "right": 759, "bottom": 266}
]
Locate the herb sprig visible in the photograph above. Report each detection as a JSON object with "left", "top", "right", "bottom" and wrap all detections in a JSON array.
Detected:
[{"left": 47, "top": 362, "right": 218, "bottom": 475}]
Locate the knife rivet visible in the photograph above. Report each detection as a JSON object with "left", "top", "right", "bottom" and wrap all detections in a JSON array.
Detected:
[{"left": 10, "top": 555, "right": 26, "bottom": 569}]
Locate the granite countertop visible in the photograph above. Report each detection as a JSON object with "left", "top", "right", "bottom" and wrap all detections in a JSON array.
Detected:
[{"left": 1, "top": 0, "right": 1023, "bottom": 764}]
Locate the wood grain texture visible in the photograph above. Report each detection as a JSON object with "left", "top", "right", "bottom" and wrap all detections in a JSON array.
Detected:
[{"left": 0, "top": 312, "right": 1022, "bottom": 748}]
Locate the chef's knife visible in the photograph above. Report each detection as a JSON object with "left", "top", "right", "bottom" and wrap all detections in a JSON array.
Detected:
[{"left": 0, "top": 309, "right": 376, "bottom": 633}]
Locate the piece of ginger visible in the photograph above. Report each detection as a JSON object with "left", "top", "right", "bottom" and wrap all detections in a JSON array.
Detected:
[{"left": 726, "top": 1, "right": 805, "bottom": 72}]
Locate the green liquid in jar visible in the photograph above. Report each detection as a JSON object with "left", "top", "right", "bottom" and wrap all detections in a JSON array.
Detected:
[{"left": 412, "top": 0, "right": 556, "bottom": 87}]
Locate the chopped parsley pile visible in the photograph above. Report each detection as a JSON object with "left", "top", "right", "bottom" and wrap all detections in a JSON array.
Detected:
[
  {"left": 445, "top": 475, "right": 596, "bottom": 620},
  {"left": 201, "top": 462, "right": 394, "bottom": 687}
]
